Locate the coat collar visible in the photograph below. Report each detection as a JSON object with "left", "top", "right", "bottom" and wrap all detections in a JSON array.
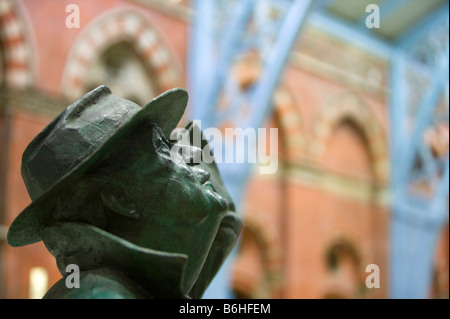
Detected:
[{"left": 40, "top": 222, "right": 190, "bottom": 298}]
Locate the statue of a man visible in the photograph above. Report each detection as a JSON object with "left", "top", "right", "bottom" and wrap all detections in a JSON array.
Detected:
[{"left": 7, "top": 86, "right": 242, "bottom": 299}]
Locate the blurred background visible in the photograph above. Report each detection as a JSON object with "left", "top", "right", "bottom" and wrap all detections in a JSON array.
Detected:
[{"left": 0, "top": 0, "right": 448, "bottom": 299}]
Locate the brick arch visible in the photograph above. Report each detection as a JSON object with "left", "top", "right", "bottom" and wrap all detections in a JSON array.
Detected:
[
  {"left": 273, "top": 87, "right": 305, "bottom": 162},
  {"left": 322, "top": 227, "right": 370, "bottom": 271},
  {"left": 324, "top": 237, "right": 363, "bottom": 269},
  {"left": 0, "top": 0, "right": 34, "bottom": 87},
  {"left": 61, "top": 9, "right": 182, "bottom": 100},
  {"left": 312, "top": 92, "right": 388, "bottom": 182},
  {"left": 320, "top": 234, "right": 368, "bottom": 299}
]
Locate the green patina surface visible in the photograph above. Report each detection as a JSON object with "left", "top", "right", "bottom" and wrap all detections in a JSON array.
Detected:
[{"left": 7, "top": 86, "right": 242, "bottom": 299}]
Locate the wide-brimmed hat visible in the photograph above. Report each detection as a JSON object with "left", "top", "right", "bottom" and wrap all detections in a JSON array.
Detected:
[{"left": 7, "top": 85, "right": 188, "bottom": 247}]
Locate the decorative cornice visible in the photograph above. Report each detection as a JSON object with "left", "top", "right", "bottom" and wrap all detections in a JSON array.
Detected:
[
  {"left": 255, "top": 161, "right": 390, "bottom": 207},
  {"left": 291, "top": 27, "right": 388, "bottom": 101}
]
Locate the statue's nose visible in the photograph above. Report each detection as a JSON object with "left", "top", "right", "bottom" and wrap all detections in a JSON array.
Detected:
[
  {"left": 192, "top": 166, "right": 210, "bottom": 184},
  {"left": 179, "top": 144, "right": 202, "bottom": 166}
]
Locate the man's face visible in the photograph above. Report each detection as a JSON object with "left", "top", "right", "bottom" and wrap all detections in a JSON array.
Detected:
[{"left": 103, "top": 122, "right": 229, "bottom": 293}]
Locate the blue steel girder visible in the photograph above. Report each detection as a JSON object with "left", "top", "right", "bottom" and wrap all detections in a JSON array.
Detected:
[
  {"left": 188, "top": 0, "right": 217, "bottom": 118},
  {"left": 188, "top": 0, "right": 313, "bottom": 204},
  {"left": 188, "top": 0, "right": 314, "bottom": 299},
  {"left": 189, "top": 0, "right": 255, "bottom": 128},
  {"left": 398, "top": 2, "right": 450, "bottom": 49},
  {"left": 308, "top": 11, "right": 393, "bottom": 60}
]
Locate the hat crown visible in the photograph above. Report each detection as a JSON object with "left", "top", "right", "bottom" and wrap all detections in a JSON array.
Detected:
[{"left": 21, "top": 86, "right": 141, "bottom": 201}]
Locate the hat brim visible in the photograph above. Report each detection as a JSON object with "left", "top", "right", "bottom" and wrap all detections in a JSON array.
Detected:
[{"left": 7, "top": 88, "right": 188, "bottom": 247}]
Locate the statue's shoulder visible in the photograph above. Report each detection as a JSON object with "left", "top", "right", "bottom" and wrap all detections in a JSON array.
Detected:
[{"left": 43, "top": 268, "right": 151, "bottom": 299}]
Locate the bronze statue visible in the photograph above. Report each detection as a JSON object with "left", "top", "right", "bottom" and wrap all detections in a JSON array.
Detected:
[{"left": 7, "top": 86, "right": 242, "bottom": 298}]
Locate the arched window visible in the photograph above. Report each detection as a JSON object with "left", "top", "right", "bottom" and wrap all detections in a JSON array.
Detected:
[
  {"left": 84, "top": 41, "right": 157, "bottom": 106},
  {"left": 326, "top": 240, "right": 360, "bottom": 274},
  {"left": 313, "top": 92, "right": 388, "bottom": 183},
  {"left": 324, "top": 118, "right": 374, "bottom": 180},
  {"left": 324, "top": 240, "right": 362, "bottom": 297},
  {"left": 63, "top": 10, "right": 181, "bottom": 101}
]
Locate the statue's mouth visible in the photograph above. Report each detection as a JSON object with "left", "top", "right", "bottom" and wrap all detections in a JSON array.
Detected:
[{"left": 203, "top": 181, "right": 215, "bottom": 192}]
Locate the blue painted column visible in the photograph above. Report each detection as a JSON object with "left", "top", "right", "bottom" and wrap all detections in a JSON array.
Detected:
[
  {"left": 389, "top": 44, "right": 449, "bottom": 298},
  {"left": 391, "top": 200, "right": 447, "bottom": 298}
]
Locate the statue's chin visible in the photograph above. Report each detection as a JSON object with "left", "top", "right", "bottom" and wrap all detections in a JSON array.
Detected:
[{"left": 216, "top": 212, "right": 242, "bottom": 248}]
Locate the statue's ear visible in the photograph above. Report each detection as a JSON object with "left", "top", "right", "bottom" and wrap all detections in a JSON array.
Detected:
[{"left": 100, "top": 190, "right": 141, "bottom": 220}]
